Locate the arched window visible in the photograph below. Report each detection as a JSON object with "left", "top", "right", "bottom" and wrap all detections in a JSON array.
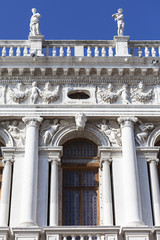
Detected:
[
  {"left": 0, "top": 141, "right": 5, "bottom": 199},
  {"left": 62, "top": 139, "right": 99, "bottom": 226}
]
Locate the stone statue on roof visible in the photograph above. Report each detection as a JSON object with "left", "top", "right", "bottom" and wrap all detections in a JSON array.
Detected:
[
  {"left": 112, "top": 8, "right": 124, "bottom": 36},
  {"left": 30, "top": 8, "right": 41, "bottom": 36}
]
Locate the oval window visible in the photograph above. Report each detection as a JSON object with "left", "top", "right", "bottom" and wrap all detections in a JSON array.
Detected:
[{"left": 68, "top": 91, "right": 90, "bottom": 99}]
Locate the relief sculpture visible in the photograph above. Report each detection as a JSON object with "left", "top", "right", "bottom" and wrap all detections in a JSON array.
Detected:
[
  {"left": 1, "top": 120, "right": 25, "bottom": 147},
  {"left": 131, "top": 82, "right": 154, "bottom": 103},
  {"left": 135, "top": 119, "right": 154, "bottom": 146},
  {"left": 98, "top": 119, "right": 121, "bottom": 146},
  {"left": 97, "top": 83, "right": 122, "bottom": 104},
  {"left": 41, "top": 82, "right": 60, "bottom": 104},
  {"left": 9, "top": 83, "right": 29, "bottom": 104}
]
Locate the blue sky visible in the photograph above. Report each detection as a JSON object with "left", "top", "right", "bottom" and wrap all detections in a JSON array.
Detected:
[{"left": 1, "top": 0, "right": 160, "bottom": 40}]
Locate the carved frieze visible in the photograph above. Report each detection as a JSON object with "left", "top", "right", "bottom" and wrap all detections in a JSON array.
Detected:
[{"left": 0, "top": 81, "right": 158, "bottom": 105}]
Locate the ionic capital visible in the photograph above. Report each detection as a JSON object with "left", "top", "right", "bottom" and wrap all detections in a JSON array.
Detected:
[
  {"left": 117, "top": 116, "right": 138, "bottom": 128},
  {"left": 22, "top": 116, "right": 43, "bottom": 127},
  {"left": 100, "top": 157, "right": 112, "bottom": 169},
  {"left": 48, "top": 156, "right": 61, "bottom": 165},
  {"left": 2, "top": 157, "right": 14, "bottom": 166},
  {"left": 146, "top": 157, "right": 159, "bottom": 165}
]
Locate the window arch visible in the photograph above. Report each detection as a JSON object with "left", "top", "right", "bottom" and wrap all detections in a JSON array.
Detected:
[{"left": 62, "top": 139, "right": 99, "bottom": 226}]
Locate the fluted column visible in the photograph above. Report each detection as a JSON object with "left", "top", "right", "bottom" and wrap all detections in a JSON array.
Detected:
[
  {"left": 20, "top": 116, "right": 43, "bottom": 227},
  {"left": 48, "top": 147, "right": 62, "bottom": 226},
  {"left": 0, "top": 156, "right": 13, "bottom": 226},
  {"left": 98, "top": 147, "right": 113, "bottom": 225},
  {"left": 118, "top": 116, "right": 143, "bottom": 226},
  {"left": 147, "top": 156, "right": 160, "bottom": 225}
]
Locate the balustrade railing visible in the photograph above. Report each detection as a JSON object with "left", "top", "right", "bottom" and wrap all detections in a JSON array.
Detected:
[
  {"left": 129, "top": 41, "right": 160, "bottom": 57},
  {"left": 0, "top": 39, "right": 160, "bottom": 57},
  {"left": 44, "top": 227, "right": 120, "bottom": 240},
  {"left": 0, "top": 40, "right": 30, "bottom": 57},
  {"left": 43, "top": 40, "right": 115, "bottom": 57}
]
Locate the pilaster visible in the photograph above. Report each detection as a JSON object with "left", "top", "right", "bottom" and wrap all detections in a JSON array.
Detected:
[
  {"left": 0, "top": 148, "right": 15, "bottom": 226},
  {"left": 98, "top": 146, "right": 113, "bottom": 226},
  {"left": 47, "top": 147, "right": 63, "bottom": 226}
]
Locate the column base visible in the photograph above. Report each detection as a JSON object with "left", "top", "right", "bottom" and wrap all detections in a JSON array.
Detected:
[
  {"left": 18, "top": 221, "right": 38, "bottom": 227},
  {"left": 126, "top": 221, "right": 145, "bottom": 227}
]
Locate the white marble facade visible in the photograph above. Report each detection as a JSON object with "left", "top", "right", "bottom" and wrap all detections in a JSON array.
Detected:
[{"left": 1, "top": 10, "right": 160, "bottom": 240}]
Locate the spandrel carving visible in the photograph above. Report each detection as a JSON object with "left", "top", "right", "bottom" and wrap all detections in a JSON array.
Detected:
[
  {"left": 135, "top": 119, "right": 154, "bottom": 146},
  {"left": 131, "top": 82, "right": 154, "bottom": 103},
  {"left": 1, "top": 120, "right": 25, "bottom": 147},
  {"left": 97, "top": 83, "right": 122, "bottom": 104},
  {"left": 97, "top": 119, "right": 121, "bottom": 146},
  {"left": 9, "top": 83, "right": 29, "bottom": 104},
  {"left": 41, "top": 82, "right": 60, "bottom": 104}
]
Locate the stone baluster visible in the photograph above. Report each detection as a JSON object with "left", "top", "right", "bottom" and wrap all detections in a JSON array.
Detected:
[
  {"left": 147, "top": 156, "right": 160, "bottom": 225},
  {"left": 49, "top": 147, "right": 63, "bottom": 226},
  {"left": 98, "top": 147, "right": 113, "bottom": 225},
  {"left": 9, "top": 47, "right": 13, "bottom": 56},
  {"left": 23, "top": 46, "right": 28, "bottom": 56},
  {"left": 16, "top": 47, "right": 21, "bottom": 57},
  {"left": 102, "top": 46, "right": 106, "bottom": 57},
  {"left": 145, "top": 47, "right": 149, "bottom": 57},
  {"left": 80, "top": 235, "right": 84, "bottom": 240},
  {"left": 2, "top": 47, "right": 6, "bottom": 57},
  {"left": 138, "top": 47, "right": 142, "bottom": 57},
  {"left": 118, "top": 117, "right": 143, "bottom": 226},
  {"left": 130, "top": 48, "right": 135, "bottom": 56},
  {"left": 45, "top": 45, "right": 49, "bottom": 56},
  {"left": 87, "top": 46, "right": 91, "bottom": 57},
  {"left": 158, "top": 46, "right": 160, "bottom": 57},
  {"left": 60, "top": 46, "right": 64, "bottom": 57},
  {"left": 52, "top": 47, "right": 56, "bottom": 56},
  {"left": 67, "top": 46, "right": 71, "bottom": 56},
  {"left": 0, "top": 154, "right": 14, "bottom": 226},
  {"left": 20, "top": 116, "right": 43, "bottom": 227},
  {"left": 95, "top": 46, "right": 99, "bottom": 57},
  {"left": 152, "top": 47, "right": 156, "bottom": 57},
  {"left": 108, "top": 46, "right": 113, "bottom": 57}
]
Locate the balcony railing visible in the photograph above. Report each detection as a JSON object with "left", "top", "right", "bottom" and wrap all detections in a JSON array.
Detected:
[
  {"left": 0, "top": 39, "right": 160, "bottom": 57},
  {"left": 44, "top": 226, "right": 120, "bottom": 240}
]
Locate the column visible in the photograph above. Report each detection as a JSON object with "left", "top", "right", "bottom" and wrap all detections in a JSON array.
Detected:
[
  {"left": 48, "top": 147, "right": 62, "bottom": 226},
  {"left": 0, "top": 157, "right": 13, "bottom": 226},
  {"left": 20, "top": 116, "right": 43, "bottom": 227},
  {"left": 147, "top": 157, "right": 160, "bottom": 225},
  {"left": 118, "top": 117, "right": 143, "bottom": 226},
  {"left": 98, "top": 148, "right": 113, "bottom": 225}
]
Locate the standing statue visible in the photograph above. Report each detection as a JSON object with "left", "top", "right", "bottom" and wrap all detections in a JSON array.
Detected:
[
  {"left": 30, "top": 8, "right": 41, "bottom": 36},
  {"left": 112, "top": 8, "right": 124, "bottom": 36}
]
